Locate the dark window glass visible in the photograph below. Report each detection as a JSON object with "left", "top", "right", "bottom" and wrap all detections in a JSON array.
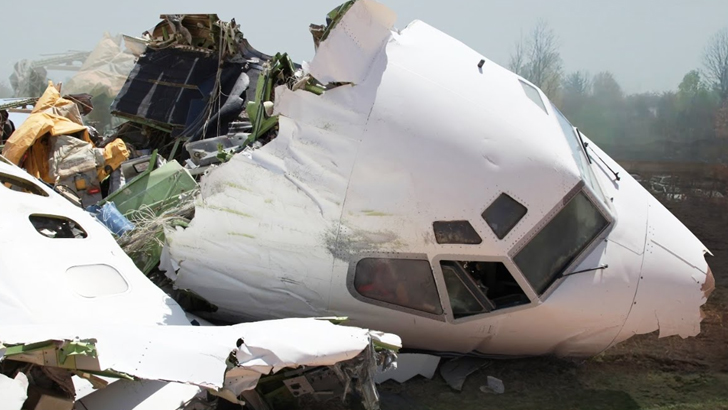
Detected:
[
  {"left": 514, "top": 192, "right": 608, "bottom": 295},
  {"left": 1, "top": 173, "right": 48, "bottom": 196},
  {"left": 29, "top": 215, "right": 88, "bottom": 239},
  {"left": 441, "top": 263, "right": 488, "bottom": 319},
  {"left": 483, "top": 194, "right": 527, "bottom": 239},
  {"left": 441, "top": 261, "right": 530, "bottom": 319},
  {"left": 520, "top": 80, "right": 548, "bottom": 114},
  {"left": 433, "top": 221, "right": 482, "bottom": 244},
  {"left": 354, "top": 258, "right": 443, "bottom": 315}
]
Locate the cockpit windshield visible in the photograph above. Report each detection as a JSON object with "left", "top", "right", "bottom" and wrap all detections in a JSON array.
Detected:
[{"left": 514, "top": 191, "right": 609, "bottom": 295}]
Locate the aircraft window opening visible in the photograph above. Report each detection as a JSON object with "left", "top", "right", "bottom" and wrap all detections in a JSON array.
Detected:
[
  {"left": 519, "top": 80, "right": 548, "bottom": 114},
  {"left": 441, "top": 261, "right": 530, "bottom": 319},
  {"left": 433, "top": 221, "right": 482, "bottom": 244},
  {"left": 483, "top": 194, "right": 527, "bottom": 239},
  {"left": 354, "top": 258, "right": 444, "bottom": 315},
  {"left": 514, "top": 192, "right": 609, "bottom": 295},
  {"left": 29, "top": 214, "right": 88, "bottom": 239},
  {"left": 0, "top": 172, "right": 49, "bottom": 197}
]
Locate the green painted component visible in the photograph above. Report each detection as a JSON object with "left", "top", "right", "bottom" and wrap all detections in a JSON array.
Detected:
[
  {"left": 304, "top": 82, "right": 326, "bottom": 95},
  {"left": 59, "top": 340, "right": 97, "bottom": 365},
  {"left": 321, "top": 317, "right": 349, "bottom": 325},
  {"left": 100, "top": 150, "right": 197, "bottom": 274},
  {"left": 168, "top": 137, "right": 187, "bottom": 161},
  {"left": 246, "top": 117, "right": 279, "bottom": 146},
  {"left": 105, "top": 154, "right": 198, "bottom": 217},
  {"left": 84, "top": 369, "right": 135, "bottom": 381},
  {"left": 216, "top": 144, "right": 234, "bottom": 163},
  {"left": 0, "top": 98, "right": 38, "bottom": 111},
  {"left": 102, "top": 151, "right": 158, "bottom": 207},
  {"left": 245, "top": 52, "right": 299, "bottom": 146},
  {"left": 4, "top": 341, "right": 55, "bottom": 356},
  {"left": 321, "top": 1, "right": 356, "bottom": 43},
  {"left": 373, "top": 340, "right": 401, "bottom": 353}
]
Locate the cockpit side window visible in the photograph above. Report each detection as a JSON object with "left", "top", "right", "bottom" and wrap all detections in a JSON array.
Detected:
[
  {"left": 441, "top": 260, "right": 530, "bottom": 319},
  {"left": 354, "top": 258, "right": 443, "bottom": 315},
  {"left": 552, "top": 104, "right": 606, "bottom": 203},
  {"left": 513, "top": 192, "right": 609, "bottom": 295},
  {"left": 519, "top": 80, "right": 548, "bottom": 114}
]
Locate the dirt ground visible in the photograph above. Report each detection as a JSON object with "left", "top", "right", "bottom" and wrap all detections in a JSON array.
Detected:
[{"left": 371, "top": 193, "right": 728, "bottom": 409}]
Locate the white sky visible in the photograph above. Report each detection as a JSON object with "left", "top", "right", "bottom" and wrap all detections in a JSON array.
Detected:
[{"left": 2, "top": 0, "right": 726, "bottom": 93}]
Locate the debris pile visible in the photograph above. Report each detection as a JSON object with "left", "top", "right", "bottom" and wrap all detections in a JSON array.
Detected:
[
  {"left": 0, "top": 7, "right": 407, "bottom": 410},
  {"left": 2, "top": 84, "right": 129, "bottom": 207},
  {"left": 1, "top": 10, "right": 352, "bottom": 276},
  {"left": 0, "top": 157, "right": 401, "bottom": 410},
  {"left": 0, "top": 0, "right": 716, "bottom": 408}
]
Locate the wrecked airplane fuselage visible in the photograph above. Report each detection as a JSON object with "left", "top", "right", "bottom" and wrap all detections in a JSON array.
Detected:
[
  {"left": 0, "top": 156, "right": 400, "bottom": 409},
  {"left": 161, "top": 0, "right": 714, "bottom": 358}
]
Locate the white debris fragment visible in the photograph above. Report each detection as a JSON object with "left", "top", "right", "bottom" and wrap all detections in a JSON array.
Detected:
[
  {"left": 374, "top": 353, "right": 440, "bottom": 384},
  {"left": 0, "top": 156, "right": 401, "bottom": 409},
  {"left": 0, "top": 372, "right": 29, "bottom": 410},
  {"left": 480, "top": 376, "right": 505, "bottom": 394}
]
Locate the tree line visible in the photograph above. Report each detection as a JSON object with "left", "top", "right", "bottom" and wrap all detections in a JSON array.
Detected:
[{"left": 510, "top": 22, "right": 728, "bottom": 163}]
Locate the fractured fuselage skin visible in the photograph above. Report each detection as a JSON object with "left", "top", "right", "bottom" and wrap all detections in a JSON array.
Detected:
[{"left": 165, "top": 0, "right": 713, "bottom": 357}]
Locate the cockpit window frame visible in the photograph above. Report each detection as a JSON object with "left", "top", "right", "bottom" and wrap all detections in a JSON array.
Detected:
[
  {"left": 431, "top": 254, "right": 539, "bottom": 324},
  {"left": 550, "top": 104, "right": 610, "bottom": 209},
  {"left": 346, "top": 253, "right": 447, "bottom": 322},
  {"left": 507, "top": 181, "right": 615, "bottom": 301}
]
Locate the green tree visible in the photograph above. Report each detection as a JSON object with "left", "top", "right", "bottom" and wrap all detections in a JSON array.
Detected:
[{"left": 675, "top": 70, "right": 720, "bottom": 141}]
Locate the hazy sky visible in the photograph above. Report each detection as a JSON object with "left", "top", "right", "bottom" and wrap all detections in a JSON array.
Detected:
[{"left": 2, "top": 0, "right": 726, "bottom": 94}]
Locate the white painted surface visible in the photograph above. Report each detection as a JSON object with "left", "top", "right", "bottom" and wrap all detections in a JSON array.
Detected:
[{"left": 159, "top": 0, "right": 711, "bottom": 356}]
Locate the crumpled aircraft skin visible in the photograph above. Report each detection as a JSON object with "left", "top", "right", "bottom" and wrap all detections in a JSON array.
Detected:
[{"left": 164, "top": 0, "right": 713, "bottom": 357}]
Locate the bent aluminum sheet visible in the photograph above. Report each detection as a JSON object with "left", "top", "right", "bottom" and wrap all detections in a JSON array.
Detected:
[
  {"left": 0, "top": 156, "right": 188, "bottom": 327},
  {"left": 0, "top": 155, "right": 400, "bottom": 404},
  {"left": 1, "top": 318, "right": 396, "bottom": 392},
  {"left": 164, "top": 0, "right": 712, "bottom": 357}
]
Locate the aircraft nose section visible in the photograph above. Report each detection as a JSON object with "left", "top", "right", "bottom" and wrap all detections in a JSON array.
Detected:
[{"left": 614, "top": 198, "right": 712, "bottom": 342}]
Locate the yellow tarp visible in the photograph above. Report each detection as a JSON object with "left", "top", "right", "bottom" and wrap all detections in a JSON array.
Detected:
[
  {"left": 103, "top": 139, "right": 129, "bottom": 172},
  {"left": 1, "top": 83, "right": 127, "bottom": 183}
]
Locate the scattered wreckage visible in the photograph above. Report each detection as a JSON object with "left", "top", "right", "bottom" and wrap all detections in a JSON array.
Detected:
[
  {"left": 0, "top": 1, "right": 717, "bottom": 408},
  {"left": 0, "top": 157, "right": 400, "bottom": 409}
]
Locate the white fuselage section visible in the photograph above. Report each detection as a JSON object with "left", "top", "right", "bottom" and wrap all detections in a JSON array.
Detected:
[{"left": 164, "top": 0, "right": 712, "bottom": 356}]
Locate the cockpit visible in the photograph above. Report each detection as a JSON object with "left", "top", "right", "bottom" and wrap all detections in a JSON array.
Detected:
[{"left": 348, "top": 78, "right": 616, "bottom": 322}]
